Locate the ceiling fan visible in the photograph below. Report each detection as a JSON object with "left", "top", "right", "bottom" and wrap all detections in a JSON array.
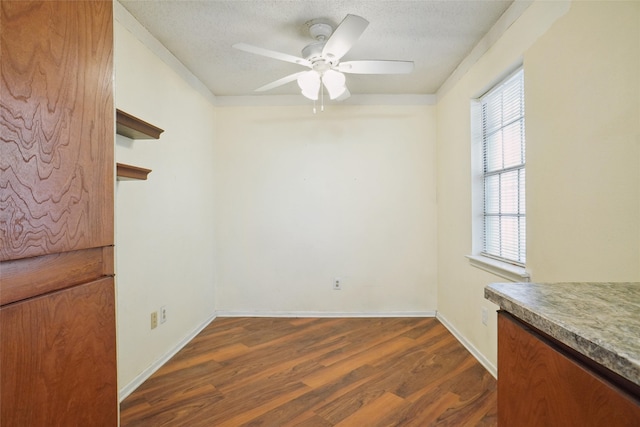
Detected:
[{"left": 233, "top": 14, "right": 414, "bottom": 103}]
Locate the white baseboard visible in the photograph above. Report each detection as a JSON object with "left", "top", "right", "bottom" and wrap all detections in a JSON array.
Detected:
[
  {"left": 118, "top": 311, "right": 217, "bottom": 402},
  {"left": 436, "top": 312, "right": 497, "bottom": 378},
  {"left": 215, "top": 310, "right": 437, "bottom": 318}
]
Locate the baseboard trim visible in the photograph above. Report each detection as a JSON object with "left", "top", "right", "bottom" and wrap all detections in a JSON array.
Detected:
[
  {"left": 118, "top": 311, "right": 217, "bottom": 402},
  {"left": 436, "top": 312, "right": 497, "bottom": 378},
  {"left": 215, "top": 310, "right": 437, "bottom": 318}
]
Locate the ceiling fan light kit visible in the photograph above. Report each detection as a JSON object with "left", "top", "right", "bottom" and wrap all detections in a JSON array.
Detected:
[
  {"left": 233, "top": 14, "right": 414, "bottom": 109},
  {"left": 297, "top": 70, "right": 321, "bottom": 100},
  {"left": 322, "top": 69, "right": 347, "bottom": 99}
]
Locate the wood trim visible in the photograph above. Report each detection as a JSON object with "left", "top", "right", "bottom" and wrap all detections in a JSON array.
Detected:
[
  {"left": 102, "top": 245, "right": 115, "bottom": 276},
  {"left": 117, "top": 163, "right": 152, "bottom": 180},
  {"left": 0, "top": 247, "right": 113, "bottom": 306},
  {"left": 116, "top": 109, "right": 164, "bottom": 139}
]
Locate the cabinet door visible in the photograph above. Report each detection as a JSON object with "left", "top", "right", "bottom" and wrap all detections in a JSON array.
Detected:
[
  {"left": 0, "top": 277, "right": 118, "bottom": 426},
  {"left": 0, "top": 0, "right": 114, "bottom": 262},
  {"left": 498, "top": 312, "right": 640, "bottom": 426}
]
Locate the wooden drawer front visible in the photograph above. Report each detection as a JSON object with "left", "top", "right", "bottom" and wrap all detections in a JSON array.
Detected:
[
  {"left": 1, "top": 277, "right": 117, "bottom": 426},
  {"left": 0, "top": 247, "right": 114, "bottom": 306},
  {"left": 498, "top": 312, "right": 640, "bottom": 426}
]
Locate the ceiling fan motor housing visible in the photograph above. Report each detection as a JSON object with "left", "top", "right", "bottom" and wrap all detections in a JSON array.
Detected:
[
  {"left": 308, "top": 22, "right": 333, "bottom": 41},
  {"left": 303, "top": 22, "right": 337, "bottom": 70},
  {"left": 302, "top": 42, "right": 334, "bottom": 70}
]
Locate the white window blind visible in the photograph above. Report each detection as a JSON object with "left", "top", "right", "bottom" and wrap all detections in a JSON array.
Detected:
[{"left": 481, "top": 69, "right": 525, "bottom": 265}]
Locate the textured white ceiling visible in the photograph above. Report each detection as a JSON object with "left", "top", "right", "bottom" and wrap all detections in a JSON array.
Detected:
[{"left": 118, "top": 0, "right": 514, "bottom": 97}]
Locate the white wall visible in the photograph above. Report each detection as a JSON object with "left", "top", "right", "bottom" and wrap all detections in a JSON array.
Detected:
[
  {"left": 213, "top": 105, "right": 438, "bottom": 315},
  {"left": 436, "top": 0, "right": 640, "bottom": 373},
  {"left": 114, "top": 20, "right": 217, "bottom": 393}
]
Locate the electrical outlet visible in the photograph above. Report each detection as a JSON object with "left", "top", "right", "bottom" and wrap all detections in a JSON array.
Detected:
[
  {"left": 333, "top": 278, "right": 342, "bottom": 290},
  {"left": 151, "top": 311, "right": 158, "bottom": 329},
  {"left": 160, "top": 306, "right": 167, "bottom": 324},
  {"left": 481, "top": 307, "right": 488, "bottom": 326}
]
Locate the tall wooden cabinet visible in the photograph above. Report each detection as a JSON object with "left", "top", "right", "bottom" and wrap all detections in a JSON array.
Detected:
[{"left": 0, "top": 1, "right": 117, "bottom": 425}]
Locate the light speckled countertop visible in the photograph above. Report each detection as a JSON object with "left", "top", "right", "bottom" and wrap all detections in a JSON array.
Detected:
[{"left": 485, "top": 282, "right": 640, "bottom": 387}]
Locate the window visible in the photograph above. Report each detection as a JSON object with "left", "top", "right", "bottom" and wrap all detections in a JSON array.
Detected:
[
  {"left": 468, "top": 68, "right": 529, "bottom": 282},
  {"left": 481, "top": 69, "right": 525, "bottom": 266}
]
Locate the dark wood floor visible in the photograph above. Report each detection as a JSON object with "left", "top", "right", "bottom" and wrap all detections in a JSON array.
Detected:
[{"left": 120, "top": 317, "right": 497, "bottom": 426}]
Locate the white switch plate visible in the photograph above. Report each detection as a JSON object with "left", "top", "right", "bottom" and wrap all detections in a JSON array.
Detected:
[{"left": 160, "top": 306, "right": 167, "bottom": 324}]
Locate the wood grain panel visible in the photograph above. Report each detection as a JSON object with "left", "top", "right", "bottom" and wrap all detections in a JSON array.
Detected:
[
  {"left": 0, "top": 0, "right": 114, "bottom": 261},
  {"left": 0, "top": 246, "right": 114, "bottom": 306},
  {"left": 1, "top": 277, "right": 118, "bottom": 426},
  {"left": 498, "top": 312, "right": 640, "bottom": 426}
]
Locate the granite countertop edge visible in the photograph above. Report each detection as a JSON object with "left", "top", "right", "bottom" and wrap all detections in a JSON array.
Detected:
[{"left": 484, "top": 283, "right": 640, "bottom": 387}]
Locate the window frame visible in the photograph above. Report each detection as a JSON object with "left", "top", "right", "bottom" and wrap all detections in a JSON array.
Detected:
[{"left": 468, "top": 67, "right": 530, "bottom": 282}]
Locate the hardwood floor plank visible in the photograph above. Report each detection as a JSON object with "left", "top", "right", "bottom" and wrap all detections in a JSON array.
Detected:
[
  {"left": 317, "top": 319, "right": 422, "bottom": 367},
  {"left": 213, "top": 384, "right": 311, "bottom": 427},
  {"left": 285, "top": 411, "right": 333, "bottom": 427},
  {"left": 120, "top": 382, "right": 223, "bottom": 427},
  {"left": 120, "top": 317, "right": 497, "bottom": 426},
  {"left": 312, "top": 375, "right": 389, "bottom": 424},
  {"left": 302, "top": 337, "right": 415, "bottom": 389},
  {"left": 216, "top": 341, "right": 346, "bottom": 394},
  {"left": 259, "top": 363, "right": 385, "bottom": 427},
  {"left": 333, "top": 392, "right": 408, "bottom": 427}
]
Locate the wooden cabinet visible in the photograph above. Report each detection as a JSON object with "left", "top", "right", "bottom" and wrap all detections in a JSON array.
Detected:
[
  {"left": 0, "top": 1, "right": 116, "bottom": 424},
  {"left": 498, "top": 312, "right": 640, "bottom": 426}
]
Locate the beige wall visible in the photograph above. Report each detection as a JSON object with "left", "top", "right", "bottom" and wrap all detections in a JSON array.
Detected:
[
  {"left": 114, "top": 0, "right": 640, "bottom": 395},
  {"left": 115, "top": 22, "right": 217, "bottom": 392},
  {"left": 436, "top": 0, "right": 640, "bottom": 372},
  {"left": 525, "top": 1, "right": 640, "bottom": 282},
  {"left": 213, "top": 105, "right": 438, "bottom": 314}
]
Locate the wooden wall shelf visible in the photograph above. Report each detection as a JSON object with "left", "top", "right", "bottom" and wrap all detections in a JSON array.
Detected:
[
  {"left": 117, "top": 163, "right": 152, "bottom": 180},
  {"left": 115, "top": 109, "right": 161, "bottom": 181},
  {"left": 116, "top": 109, "right": 164, "bottom": 140}
]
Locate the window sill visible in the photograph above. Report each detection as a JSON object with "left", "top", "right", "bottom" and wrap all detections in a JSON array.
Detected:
[{"left": 466, "top": 255, "right": 530, "bottom": 282}]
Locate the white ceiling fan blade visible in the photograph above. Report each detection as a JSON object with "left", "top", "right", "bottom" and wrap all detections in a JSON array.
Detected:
[
  {"left": 233, "top": 43, "right": 311, "bottom": 67},
  {"left": 322, "top": 14, "right": 369, "bottom": 61},
  {"left": 256, "top": 71, "right": 309, "bottom": 92},
  {"left": 338, "top": 60, "right": 414, "bottom": 74}
]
